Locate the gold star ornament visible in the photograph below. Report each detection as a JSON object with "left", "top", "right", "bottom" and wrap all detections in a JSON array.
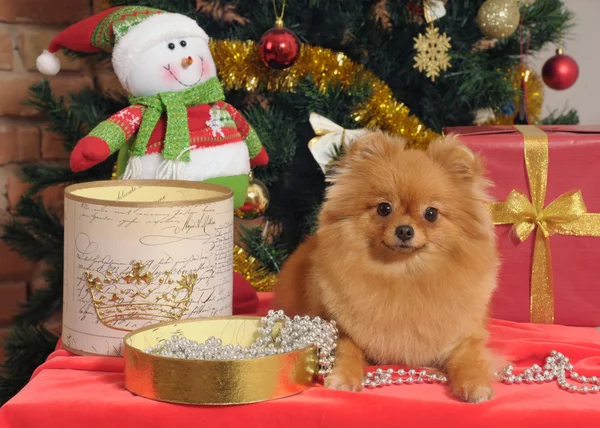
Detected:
[{"left": 413, "top": 25, "right": 452, "bottom": 82}]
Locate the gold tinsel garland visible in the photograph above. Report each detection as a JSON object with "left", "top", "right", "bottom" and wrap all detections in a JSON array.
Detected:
[
  {"left": 233, "top": 245, "right": 278, "bottom": 292},
  {"left": 109, "top": 41, "right": 542, "bottom": 292},
  {"left": 487, "top": 64, "right": 544, "bottom": 125},
  {"left": 210, "top": 40, "right": 438, "bottom": 149},
  {"left": 209, "top": 40, "right": 440, "bottom": 289}
]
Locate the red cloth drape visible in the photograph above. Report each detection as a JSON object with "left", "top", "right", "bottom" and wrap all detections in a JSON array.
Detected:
[{"left": 2, "top": 293, "right": 600, "bottom": 428}]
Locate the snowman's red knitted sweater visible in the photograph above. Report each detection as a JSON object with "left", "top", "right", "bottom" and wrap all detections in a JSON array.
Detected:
[{"left": 70, "top": 100, "right": 268, "bottom": 172}]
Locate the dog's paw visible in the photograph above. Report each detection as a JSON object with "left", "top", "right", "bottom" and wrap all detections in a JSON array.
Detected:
[
  {"left": 324, "top": 368, "right": 364, "bottom": 392},
  {"left": 452, "top": 382, "right": 494, "bottom": 403}
]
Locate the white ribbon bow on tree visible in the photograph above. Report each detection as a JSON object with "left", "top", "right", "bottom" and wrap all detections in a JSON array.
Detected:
[
  {"left": 424, "top": 0, "right": 446, "bottom": 23},
  {"left": 307, "top": 113, "right": 370, "bottom": 173}
]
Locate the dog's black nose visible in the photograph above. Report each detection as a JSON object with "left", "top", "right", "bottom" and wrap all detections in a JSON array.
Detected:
[{"left": 395, "top": 225, "right": 414, "bottom": 242}]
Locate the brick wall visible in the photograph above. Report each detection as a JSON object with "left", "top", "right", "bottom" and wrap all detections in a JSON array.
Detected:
[
  {"left": 0, "top": 1, "right": 260, "bottom": 366},
  {"left": 0, "top": 0, "right": 114, "bottom": 364}
]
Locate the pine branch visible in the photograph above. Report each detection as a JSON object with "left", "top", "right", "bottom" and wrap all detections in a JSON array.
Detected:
[
  {"left": 25, "top": 81, "right": 124, "bottom": 153},
  {"left": 287, "top": 75, "right": 372, "bottom": 129},
  {"left": 0, "top": 324, "right": 58, "bottom": 406},
  {"left": 110, "top": 0, "right": 197, "bottom": 16},
  {"left": 69, "top": 88, "right": 127, "bottom": 130},
  {"left": 14, "top": 265, "right": 63, "bottom": 326},
  {"left": 19, "top": 156, "right": 116, "bottom": 194},
  {"left": 243, "top": 105, "right": 298, "bottom": 186},
  {"left": 62, "top": 47, "right": 111, "bottom": 63},
  {"left": 1, "top": 197, "right": 63, "bottom": 264},
  {"left": 491, "top": 0, "right": 574, "bottom": 57},
  {"left": 24, "top": 80, "right": 85, "bottom": 150},
  {"left": 0, "top": 0, "right": 577, "bottom": 407},
  {"left": 540, "top": 108, "right": 579, "bottom": 125},
  {"left": 239, "top": 226, "right": 287, "bottom": 274}
]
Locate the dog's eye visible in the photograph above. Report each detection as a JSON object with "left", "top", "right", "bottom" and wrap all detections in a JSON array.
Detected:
[
  {"left": 424, "top": 207, "right": 438, "bottom": 222},
  {"left": 180, "top": 40, "right": 187, "bottom": 47},
  {"left": 168, "top": 42, "right": 176, "bottom": 50},
  {"left": 377, "top": 202, "right": 392, "bottom": 217}
]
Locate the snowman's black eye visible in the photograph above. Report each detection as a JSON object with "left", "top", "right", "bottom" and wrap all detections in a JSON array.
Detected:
[
  {"left": 168, "top": 42, "right": 175, "bottom": 50},
  {"left": 180, "top": 40, "right": 187, "bottom": 47}
]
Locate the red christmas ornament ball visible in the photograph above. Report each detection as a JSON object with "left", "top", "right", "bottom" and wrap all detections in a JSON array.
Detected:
[
  {"left": 258, "top": 26, "right": 300, "bottom": 70},
  {"left": 541, "top": 49, "right": 579, "bottom": 90}
]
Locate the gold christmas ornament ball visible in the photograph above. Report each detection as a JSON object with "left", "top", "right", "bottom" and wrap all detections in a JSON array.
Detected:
[
  {"left": 477, "top": 0, "right": 520, "bottom": 39},
  {"left": 234, "top": 173, "right": 270, "bottom": 220}
]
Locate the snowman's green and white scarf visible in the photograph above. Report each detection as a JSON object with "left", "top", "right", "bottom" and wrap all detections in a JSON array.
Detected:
[{"left": 128, "top": 77, "right": 225, "bottom": 163}]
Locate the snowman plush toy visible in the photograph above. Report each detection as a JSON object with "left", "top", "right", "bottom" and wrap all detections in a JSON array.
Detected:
[{"left": 36, "top": 6, "right": 268, "bottom": 208}]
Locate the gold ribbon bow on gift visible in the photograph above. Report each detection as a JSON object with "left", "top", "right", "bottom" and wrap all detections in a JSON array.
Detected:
[
  {"left": 487, "top": 125, "right": 600, "bottom": 324},
  {"left": 308, "top": 113, "right": 370, "bottom": 173}
]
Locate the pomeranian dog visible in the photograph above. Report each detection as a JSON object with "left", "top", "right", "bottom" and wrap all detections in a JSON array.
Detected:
[{"left": 273, "top": 132, "right": 499, "bottom": 403}]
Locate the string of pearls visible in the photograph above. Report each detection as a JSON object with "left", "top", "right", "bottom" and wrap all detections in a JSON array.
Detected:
[
  {"left": 499, "top": 351, "right": 600, "bottom": 394},
  {"left": 148, "top": 312, "right": 597, "bottom": 395},
  {"left": 147, "top": 310, "right": 338, "bottom": 378},
  {"left": 364, "top": 350, "right": 599, "bottom": 394},
  {"left": 363, "top": 368, "right": 447, "bottom": 388}
]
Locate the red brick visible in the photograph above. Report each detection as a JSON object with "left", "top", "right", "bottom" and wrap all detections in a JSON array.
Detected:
[
  {"left": 30, "top": 262, "right": 48, "bottom": 292},
  {"left": 0, "top": 125, "right": 18, "bottom": 164},
  {"left": 96, "top": 70, "right": 126, "bottom": 96},
  {"left": 0, "top": 124, "right": 39, "bottom": 164},
  {"left": 40, "top": 129, "right": 69, "bottom": 160},
  {"left": 0, "top": 281, "right": 26, "bottom": 323},
  {"left": 17, "top": 28, "right": 81, "bottom": 72},
  {"left": 0, "top": 74, "right": 93, "bottom": 117},
  {"left": 44, "top": 316, "right": 62, "bottom": 337},
  {"left": 42, "top": 185, "right": 65, "bottom": 221},
  {"left": 6, "top": 176, "right": 64, "bottom": 213},
  {"left": 0, "top": 327, "right": 10, "bottom": 364},
  {"left": 18, "top": 127, "right": 40, "bottom": 162},
  {"left": 0, "top": 29, "right": 13, "bottom": 71},
  {"left": 0, "top": 0, "right": 91, "bottom": 24},
  {"left": 93, "top": 0, "right": 112, "bottom": 14},
  {"left": 5, "top": 175, "right": 29, "bottom": 209},
  {"left": 0, "top": 240, "right": 31, "bottom": 280}
]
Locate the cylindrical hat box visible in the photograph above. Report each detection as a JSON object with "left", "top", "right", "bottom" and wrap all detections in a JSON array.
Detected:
[{"left": 63, "top": 180, "right": 233, "bottom": 356}]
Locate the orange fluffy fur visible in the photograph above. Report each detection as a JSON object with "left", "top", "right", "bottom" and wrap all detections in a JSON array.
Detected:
[{"left": 273, "top": 132, "right": 499, "bottom": 403}]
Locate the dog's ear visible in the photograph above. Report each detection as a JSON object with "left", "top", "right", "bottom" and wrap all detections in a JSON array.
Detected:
[
  {"left": 347, "top": 131, "right": 406, "bottom": 159},
  {"left": 427, "top": 134, "right": 483, "bottom": 182}
]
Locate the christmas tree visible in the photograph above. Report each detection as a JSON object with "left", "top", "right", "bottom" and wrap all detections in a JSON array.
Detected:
[{"left": 0, "top": 0, "right": 576, "bottom": 404}]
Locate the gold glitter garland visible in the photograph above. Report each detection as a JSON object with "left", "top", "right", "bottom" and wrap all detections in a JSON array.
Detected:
[
  {"left": 487, "top": 64, "right": 544, "bottom": 125},
  {"left": 112, "top": 40, "right": 439, "bottom": 291},
  {"left": 210, "top": 40, "right": 438, "bottom": 148},
  {"left": 233, "top": 245, "right": 277, "bottom": 292}
]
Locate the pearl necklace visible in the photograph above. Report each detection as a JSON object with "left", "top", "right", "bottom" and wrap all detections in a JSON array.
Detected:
[
  {"left": 363, "top": 351, "right": 600, "bottom": 394},
  {"left": 149, "top": 311, "right": 598, "bottom": 395},
  {"left": 147, "top": 310, "right": 338, "bottom": 378}
]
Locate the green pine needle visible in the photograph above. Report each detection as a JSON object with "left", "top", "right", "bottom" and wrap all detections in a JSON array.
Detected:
[
  {"left": 0, "top": 324, "right": 58, "bottom": 405},
  {"left": 540, "top": 108, "right": 580, "bottom": 125}
]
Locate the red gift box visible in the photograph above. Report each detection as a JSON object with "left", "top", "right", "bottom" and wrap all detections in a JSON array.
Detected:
[{"left": 444, "top": 125, "right": 600, "bottom": 326}]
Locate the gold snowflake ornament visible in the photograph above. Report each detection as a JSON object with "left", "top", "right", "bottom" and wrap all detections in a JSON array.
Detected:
[{"left": 413, "top": 25, "right": 452, "bottom": 82}]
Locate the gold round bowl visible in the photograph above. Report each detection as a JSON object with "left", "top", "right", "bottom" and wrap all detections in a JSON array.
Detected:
[{"left": 123, "top": 316, "right": 318, "bottom": 405}]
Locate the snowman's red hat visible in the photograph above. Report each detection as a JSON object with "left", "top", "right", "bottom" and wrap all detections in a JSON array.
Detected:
[{"left": 36, "top": 6, "right": 209, "bottom": 86}]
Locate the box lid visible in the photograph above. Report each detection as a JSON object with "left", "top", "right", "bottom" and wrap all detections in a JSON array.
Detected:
[{"left": 443, "top": 125, "right": 600, "bottom": 137}]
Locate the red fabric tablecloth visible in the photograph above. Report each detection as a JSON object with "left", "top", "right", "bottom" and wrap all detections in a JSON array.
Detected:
[{"left": 2, "top": 293, "right": 600, "bottom": 428}]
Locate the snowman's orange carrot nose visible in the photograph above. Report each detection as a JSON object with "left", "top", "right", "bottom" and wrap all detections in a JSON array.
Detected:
[{"left": 181, "top": 56, "right": 194, "bottom": 68}]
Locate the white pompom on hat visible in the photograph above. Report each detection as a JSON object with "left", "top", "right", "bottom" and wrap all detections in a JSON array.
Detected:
[
  {"left": 36, "top": 50, "right": 62, "bottom": 75},
  {"left": 36, "top": 6, "right": 208, "bottom": 84}
]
